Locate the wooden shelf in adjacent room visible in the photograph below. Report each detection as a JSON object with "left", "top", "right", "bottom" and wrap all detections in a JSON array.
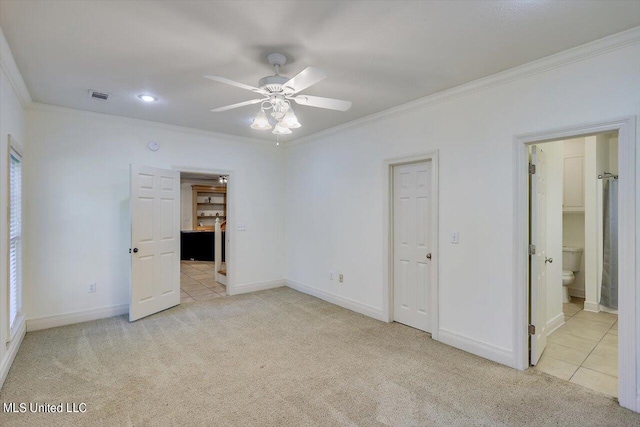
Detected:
[{"left": 192, "top": 185, "right": 227, "bottom": 231}]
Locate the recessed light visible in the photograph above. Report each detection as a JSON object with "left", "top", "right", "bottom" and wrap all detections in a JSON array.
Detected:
[{"left": 138, "top": 94, "right": 157, "bottom": 102}]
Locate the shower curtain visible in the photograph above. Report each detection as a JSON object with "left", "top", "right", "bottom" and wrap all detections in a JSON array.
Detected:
[{"left": 600, "top": 179, "right": 618, "bottom": 309}]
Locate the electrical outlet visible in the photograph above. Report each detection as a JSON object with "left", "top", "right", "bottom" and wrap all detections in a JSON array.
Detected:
[
  {"left": 451, "top": 231, "right": 459, "bottom": 244},
  {"left": 339, "top": 274, "right": 344, "bottom": 283},
  {"left": 236, "top": 224, "right": 247, "bottom": 231},
  {"left": 88, "top": 282, "right": 97, "bottom": 293},
  {"left": 329, "top": 271, "right": 334, "bottom": 280}
]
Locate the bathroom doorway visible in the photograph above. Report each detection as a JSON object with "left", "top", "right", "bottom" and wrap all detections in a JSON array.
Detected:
[
  {"left": 179, "top": 171, "right": 230, "bottom": 302},
  {"left": 527, "top": 132, "right": 619, "bottom": 397}
]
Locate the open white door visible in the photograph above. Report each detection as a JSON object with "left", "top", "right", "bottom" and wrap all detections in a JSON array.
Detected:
[
  {"left": 130, "top": 165, "right": 180, "bottom": 321},
  {"left": 530, "top": 146, "right": 548, "bottom": 365}
]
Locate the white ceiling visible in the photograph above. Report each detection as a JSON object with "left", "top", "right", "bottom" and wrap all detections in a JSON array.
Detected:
[{"left": 2, "top": 1, "right": 639, "bottom": 142}]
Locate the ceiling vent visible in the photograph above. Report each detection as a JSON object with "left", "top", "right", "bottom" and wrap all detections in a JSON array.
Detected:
[{"left": 88, "top": 90, "right": 109, "bottom": 100}]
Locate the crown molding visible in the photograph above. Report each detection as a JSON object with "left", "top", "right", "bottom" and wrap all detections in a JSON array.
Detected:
[
  {"left": 287, "top": 26, "right": 640, "bottom": 147},
  {"left": 28, "top": 102, "right": 275, "bottom": 146},
  {"left": 0, "top": 26, "right": 33, "bottom": 108}
]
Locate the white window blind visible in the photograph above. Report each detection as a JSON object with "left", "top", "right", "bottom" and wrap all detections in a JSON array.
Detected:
[{"left": 9, "top": 149, "right": 22, "bottom": 333}]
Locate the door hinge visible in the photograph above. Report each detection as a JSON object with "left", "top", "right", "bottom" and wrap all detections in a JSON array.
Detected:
[
  {"left": 529, "top": 163, "right": 536, "bottom": 175},
  {"left": 528, "top": 244, "right": 536, "bottom": 255},
  {"left": 528, "top": 324, "right": 536, "bottom": 335}
]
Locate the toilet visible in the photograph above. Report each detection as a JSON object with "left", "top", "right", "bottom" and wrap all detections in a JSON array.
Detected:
[{"left": 562, "top": 246, "right": 583, "bottom": 303}]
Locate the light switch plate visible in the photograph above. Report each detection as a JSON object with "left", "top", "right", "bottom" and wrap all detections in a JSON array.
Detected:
[
  {"left": 236, "top": 224, "right": 247, "bottom": 231},
  {"left": 451, "top": 231, "right": 459, "bottom": 244}
]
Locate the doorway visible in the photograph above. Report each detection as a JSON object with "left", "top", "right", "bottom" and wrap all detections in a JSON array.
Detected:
[
  {"left": 514, "top": 117, "right": 636, "bottom": 410},
  {"left": 179, "top": 172, "right": 229, "bottom": 303},
  {"left": 528, "top": 134, "right": 619, "bottom": 397},
  {"left": 388, "top": 153, "right": 439, "bottom": 334}
]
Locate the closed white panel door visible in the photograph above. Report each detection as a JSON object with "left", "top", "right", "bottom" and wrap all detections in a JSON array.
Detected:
[
  {"left": 393, "top": 161, "right": 432, "bottom": 332},
  {"left": 530, "top": 146, "right": 548, "bottom": 365},
  {"left": 130, "top": 165, "right": 180, "bottom": 321}
]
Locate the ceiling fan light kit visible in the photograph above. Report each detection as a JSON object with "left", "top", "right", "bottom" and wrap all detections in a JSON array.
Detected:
[
  {"left": 250, "top": 109, "right": 272, "bottom": 130},
  {"left": 205, "top": 53, "right": 352, "bottom": 138}
]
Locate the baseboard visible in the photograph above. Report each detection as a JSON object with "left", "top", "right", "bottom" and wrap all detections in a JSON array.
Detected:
[
  {"left": 26, "top": 304, "right": 129, "bottom": 332},
  {"left": 437, "top": 328, "right": 514, "bottom": 367},
  {"left": 0, "top": 318, "right": 26, "bottom": 389},
  {"left": 229, "top": 279, "right": 285, "bottom": 296},
  {"left": 546, "top": 313, "right": 565, "bottom": 336},
  {"left": 583, "top": 301, "right": 600, "bottom": 312},
  {"left": 599, "top": 304, "right": 618, "bottom": 314},
  {"left": 285, "top": 279, "right": 386, "bottom": 322},
  {"left": 569, "top": 287, "right": 585, "bottom": 298}
]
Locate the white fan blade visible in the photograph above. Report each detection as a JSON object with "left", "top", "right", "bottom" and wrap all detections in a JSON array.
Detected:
[
  {"left": 210, "top": 98, "right": 263, "bottom": 112},
  {"left": 283, "top": 67, "right": 327, "bottom": 94},
  {"left": 204, "top": 75, "right": 266, "bottom": 94},
  {"left": 292, "top": 95, "right": 352, "bottom": 111}
]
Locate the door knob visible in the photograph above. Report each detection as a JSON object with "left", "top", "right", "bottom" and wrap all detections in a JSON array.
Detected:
[
  {"left": 545, "top": 257, "right": 553, "bottom": 264},
  {"left": 133, "top": 248, "right": 139, "bottom": 253},
  {"left": 426, "top": 253, "right": 432, "bottom": 260}
]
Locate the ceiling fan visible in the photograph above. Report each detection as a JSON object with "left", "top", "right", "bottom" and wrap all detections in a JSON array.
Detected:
[{"left": 204, "top": 53, "right": 352, "bottom": 135}]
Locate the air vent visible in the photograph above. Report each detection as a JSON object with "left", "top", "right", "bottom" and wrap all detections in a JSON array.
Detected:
[{"left": 88, "top": 90, "right": 109, "bottom": 100}]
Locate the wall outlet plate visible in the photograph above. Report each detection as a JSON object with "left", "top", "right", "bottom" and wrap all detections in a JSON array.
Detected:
[
  {"left": 451, "top": 231, "right": 460, "bottom": 244},
  {"left": 236, "top": 224, "right": 247, "bottom": 231},
  {"left": 339, "top": 274, "right": 344, "bottom": 283},
  {"left": 329, "top": 271, "right": 334, "bottom": 280},
  {"left": 88, "top": 282, "right": 97, "bottom": 293}
]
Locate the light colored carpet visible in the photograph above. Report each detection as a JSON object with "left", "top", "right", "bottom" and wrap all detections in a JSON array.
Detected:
[{"left": 0, "top": 287, "right": 638, "bottom": 426}]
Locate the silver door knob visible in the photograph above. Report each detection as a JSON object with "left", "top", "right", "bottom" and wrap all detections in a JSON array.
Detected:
[
  {"left": 545, "top": 257, "right": 553, "bottom": 264},
  {"left": 426, "top": 253, "right": 432, "bottom": 259}
]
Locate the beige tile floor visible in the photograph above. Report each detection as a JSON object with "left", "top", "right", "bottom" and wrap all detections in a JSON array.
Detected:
[
  {"left": 180, "top": 261, "right": 227, "bottom": 303},
  {"left": 534, "top": 297, "right": 618, "bottom": 397}
]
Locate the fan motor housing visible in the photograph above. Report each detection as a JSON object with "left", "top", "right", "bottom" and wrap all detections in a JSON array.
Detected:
[{"left": 259, "top": 75, "right": 289, "bottom": 93}]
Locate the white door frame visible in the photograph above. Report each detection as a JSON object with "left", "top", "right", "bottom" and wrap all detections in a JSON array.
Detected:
[
  {"left": 172, "top": 166, "right": 235, "bottom": 295},
  {"left": 383, "top": 151, "right": 439, "bottom": 338},
  {"left": 513, "top": 117, "right": 637, "bottom": 411}
]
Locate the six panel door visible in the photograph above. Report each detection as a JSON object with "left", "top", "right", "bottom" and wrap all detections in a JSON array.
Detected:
[
  {"left": 393, "top": 161, "right": 432, "bottom": 332},
  {"left": 130, "top": 165, "right": 181, "bottom": 321}
]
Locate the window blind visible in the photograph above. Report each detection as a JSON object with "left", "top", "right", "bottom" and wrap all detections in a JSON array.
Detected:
[{"left": 9, "top": 150, "right": 22, "bottom": 332}]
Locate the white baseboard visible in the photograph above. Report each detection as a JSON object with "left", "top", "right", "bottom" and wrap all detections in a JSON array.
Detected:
[
  {"left": 26, "top": 304, "right": 129, "bottom": 332},
  {"left": 0, "top": 318, "right": 26, "bottom": 389},
  {"left": 583, "top": 301, "right": 600, "bottom": 312},
  {"left": 599, "top": 304, "right": 618, "bottom": 314},
  {"left": 546, "top": 313, "right": 565, "bottom": 336},
  {"left": 229, "top": 279, "right": 285, "bottom": 296},
  {"left": 216, "top": 273, "right": 227, "bottom": 286},
  {"left": 286, "top": 279, "right": 386, "bottom": 322},
  {"left": 569, "top": 287, "right": 585, "bottom": 298},
  {"left": 437, "top": 328, "right": 514, "bottom": 367}
]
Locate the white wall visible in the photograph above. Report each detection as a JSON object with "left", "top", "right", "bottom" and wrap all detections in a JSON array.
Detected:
[
  {"left": 563, "top": 213, "right": 586, "bottom": 296},
  {"left": 584, "top": 136, "right": 598, "bottom": 308},
  {"left": 0, "top": 27, "right": 27, "bottom": 387},
  {"left": 537, "top": 142, "right": 563, "bottom": 331},
  {"left": 609, "top": 136, "right": 619, "bottom": 174},
  {"left": 24, "top": 105, "right": 286, "bottom": 321},
  {"left": 562, "top": 138, "right": 586, "bottom": 296},
  {"left": 285, "top": 39, "right": 640, "bottom": 369}
]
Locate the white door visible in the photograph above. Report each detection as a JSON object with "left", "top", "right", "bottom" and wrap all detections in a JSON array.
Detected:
[
  {"left": 530, "top": 146, "right": 548, "bottom": 365},
  {"left": 130, "top": 165, "right": 180, "bottom": 321},
  {"left": 393, "top": 161, "right": 432, "bottom": 332}
]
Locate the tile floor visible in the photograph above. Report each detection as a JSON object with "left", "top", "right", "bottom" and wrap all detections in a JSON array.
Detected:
[
  {"left": 534, "top": 297, "right": 618, "bottom": 397},
  {"left": 180, "top": 261, "right": 227, "bottom": 303}
]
